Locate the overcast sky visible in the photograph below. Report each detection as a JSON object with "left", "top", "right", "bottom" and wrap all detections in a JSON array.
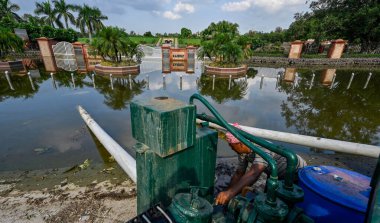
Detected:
[{"left": 12, "top": 0, "right": 310, "bottom": 34}]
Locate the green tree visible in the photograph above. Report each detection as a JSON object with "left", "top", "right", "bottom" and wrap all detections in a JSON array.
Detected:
[
  {"left": 34, "top": 1, "right": 61, "bottom": 28},
  {"left": 22, "top": 14, "right": 45, "bottom": 26},
  {"left": 278, "top": 69, "right": 380, "bottom": 144},
  {"left": 287, "top": 0, "right": 380, "bottom": 52},
  {"left": 180, "top": 27, "right": 192, "bottom": 38},
  {"left": 53, "top": 0, "right": 78, "bottom": 29},
  {"left": 0, "top": 0, "right": 20, "bottom": 21},
  {"left": 143, "top": 31, "right": 153, "bottom": 37},
  {"left": 199, "top": 21, "right": 247, "bottom": 66},
  {"left": 197, "top": 75, "right": 249, "bottom": 104},
  {"left": 0, "top": 27, "right": 23, "bottom": 58},
  {"left": 91, "top": 26, "right": 138, "bottom": 63},
  {"left": 77, "top": 4, "right": 108, "bottom": 41}
]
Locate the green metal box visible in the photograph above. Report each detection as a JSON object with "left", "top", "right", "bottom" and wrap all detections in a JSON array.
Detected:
[
  {"left": 130, "top": 97, "right": 196, "bottom": 157},
  {"left": 136, "top": 127, "right": 218, "bottom": 214}
]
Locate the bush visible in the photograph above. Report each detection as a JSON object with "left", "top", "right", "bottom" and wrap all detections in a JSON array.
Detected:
[
  {"left": 2, "top": 22, "right": 78, "bottom": 42},
  {"left": 0, "top": 27, "right": 24, "bottom": 58}
]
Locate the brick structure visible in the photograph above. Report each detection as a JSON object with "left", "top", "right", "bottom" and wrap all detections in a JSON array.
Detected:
[
  {"left": 288, "top": 40, "right": 304, "bottom": 59},
  {"left": 36, "top": 37, "right": 58, "bottom": 72},
  {"left": 328, "top": 39, "right": 346, "bottom": 59}
]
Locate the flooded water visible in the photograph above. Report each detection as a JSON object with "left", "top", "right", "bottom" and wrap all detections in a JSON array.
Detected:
[{"left": 1, "top": 59, "right": 379, "bottom": 174}]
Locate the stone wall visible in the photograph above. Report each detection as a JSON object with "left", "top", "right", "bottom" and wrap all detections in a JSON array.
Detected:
[{"left": 247, "top": 57, "right": 380, "bottom": 66}]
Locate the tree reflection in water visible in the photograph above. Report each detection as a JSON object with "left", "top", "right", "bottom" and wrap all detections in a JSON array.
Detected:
[
  {"left": 0, "top": 69, "right": 49, "bottom": 102},
  {"left": 278, "top": 69, "right": 380, "bottom": 145},
  {"left": 94, "top": 75, "right": 146, "bottom": 110},
  {"left": 197, "top": 68, "right": 257, "bottom": 104}
]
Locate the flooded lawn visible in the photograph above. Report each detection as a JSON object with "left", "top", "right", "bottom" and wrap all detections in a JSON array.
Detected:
[{"left": 0, "top": 59, "right": 379, "bottom": 177}]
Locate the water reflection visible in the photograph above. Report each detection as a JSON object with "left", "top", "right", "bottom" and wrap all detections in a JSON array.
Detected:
[
  {"left": 1, "top": 61, "right": 379, "bottom": 171},
  {"left": 94, "top": 75, "right": 146, "bottom": 110},
  {"left": 278, "top": 69, "right": 380, "bottom": 145},
  {"left": 198, "top": 75, "right": 249, "bottom": 104},
  {"left": 321, "top": 69, "right": 336, "bottom": 86},
  {"left": 0, "top": 69, "right": 47, "bottom": 101},
  {"left": 283, "top": 68, "right": 297, "bottom": 83}
]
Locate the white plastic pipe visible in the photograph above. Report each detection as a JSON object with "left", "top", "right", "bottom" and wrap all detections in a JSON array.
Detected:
[
  {"left": 197, "top": 119, "right": 380, "bottom": 158},
  {"left": 78, "top": 105, "right": 137, "bottom": 182}
]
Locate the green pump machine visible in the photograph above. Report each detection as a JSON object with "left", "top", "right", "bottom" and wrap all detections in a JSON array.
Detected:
[{"left": 128, "top": 94, "right": 380, "bottom": 223}]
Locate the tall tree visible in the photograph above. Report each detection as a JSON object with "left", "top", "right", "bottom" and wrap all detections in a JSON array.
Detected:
[
  {"left": 180, "top": 27, "right": 192, "bottom": 38},
  {"left": 34, "top": 1, "right": 61, "bottom": 28},
  {"left": 22, "top": 14, "right": 45, "bottom": 26},
  {"left": 287, "top": 0, "right": 380, "bottom": 52},
  {"left": 90, "top": 26, "right": 130, "bottom": 63},
  {"left": 53, "top": 0, "right": 78, "bottom": 29},
  {"left": 0, "top": 0, "right": 21, "bottom": 21},
  {"left": 199, "top": 21, "right": 245, "bottom": 65},
  {"left": 77, "top": 4, "right": 108, "bottom": 41}
]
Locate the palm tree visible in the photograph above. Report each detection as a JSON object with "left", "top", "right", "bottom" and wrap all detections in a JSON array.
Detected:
[
  {"left": 22, "top": 14, "right": 45, "bottom": 26},
  {"left": 53, "top": 0, "right": 78, "bottom": 29},
  {"left": 77, "top": 4, "right": 108, "bottom": 41},
  {"left": 90, "top": 26, "right": 129, "bottom": 62},
  {"left": 0, "top": 0, "right": 21, "bottom": 21},
  {"left": 34, "top": 1, "right": 61, "bottom": 28}
]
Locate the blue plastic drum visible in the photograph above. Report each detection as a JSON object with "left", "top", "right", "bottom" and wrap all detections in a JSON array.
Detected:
[{"left": 297, "top": 166, "right": 371, "bottom": 223}]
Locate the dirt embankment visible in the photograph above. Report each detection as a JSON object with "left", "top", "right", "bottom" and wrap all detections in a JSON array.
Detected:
[{"left": 0, "top": 179, "right": 137, "bottom": 223}]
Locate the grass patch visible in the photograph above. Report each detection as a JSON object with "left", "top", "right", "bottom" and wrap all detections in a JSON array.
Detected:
[
  {"left": 342, "top": 53, "right": 380, "bottom": 58},
  {"left": 252, "top": 52, "right": 286, "bottom": 57},
  {"left": 178, "top": 38, "right": 201, "bottom": 46},
  {"left": 78, "top": 36, "right": 159, "bottom": 45},
  {"left": 129, "top": 36, "right": 158, "bottom": 45},
  {"left": 78, "top": 38, "right": 90, "bottom": 44},
  {"left": 302, "top": 54, "right": 328, "bottom": 58},
  {"left": 100, "top": 60, "right": 138, "bottom": 67},
  {"left": 0, "top": 55, "right": 18, "bottom": 62}
]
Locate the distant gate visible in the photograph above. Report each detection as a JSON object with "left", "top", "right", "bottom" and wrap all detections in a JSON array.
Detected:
[{"left": 52, "top": 41, "right": 78, "bottom": 71}]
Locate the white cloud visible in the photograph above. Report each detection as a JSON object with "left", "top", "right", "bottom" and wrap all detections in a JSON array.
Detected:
[
  {"left": 173, "top": 2, "right": 195, "bottom": 14},
  {"left": 163, "top": 11, "right": 182, "bottom": 20},
  {"left": 159, "top": 2, "right": 195, "bottom": 20},
  {"left": 221, "top": 0, "right": 304, "bottom": 13},
  {"left": 221, "top": 0, "right": 251, "bottom": 12}
]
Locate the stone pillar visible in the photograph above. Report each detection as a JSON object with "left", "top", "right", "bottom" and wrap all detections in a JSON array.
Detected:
[
  {"left": 36, "top": 37, "right": 58, "bottom": 72},
  {"left": 321, "top": 69, "right": 336, "bottom": 86},
  {"left": 162, "top": 45, "right": 171, "bottom": 73},
  {"left": 284, "top": 68, "right": 297, "bottom": 82},
  {"left": 186, "top": 46, "right": 196, "bottom": 73},
  {"left": 328, "top": 39, "right": 346, "bottom": 59},
  {"left": 288, "top": 40, "right": 304, "bottom": 59},
  {"left": 72, "top": 42, "right": 88, "bottom": 72}
]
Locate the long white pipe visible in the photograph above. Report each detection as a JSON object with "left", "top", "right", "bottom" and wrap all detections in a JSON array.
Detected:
[
  {"left": 197, "top": 119, "right": 380, "bottom": 158},
  {"left": 78, "top": 105, "right": 137, "bottom": 183}
]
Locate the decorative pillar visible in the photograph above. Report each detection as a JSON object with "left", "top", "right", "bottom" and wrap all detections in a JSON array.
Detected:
[
  {"left": 161, "top": 45, "right": 171, "bottom": 73},
  {"left": 36, "top": 37, "right": 58, "bottom": 72},
  {"left": 328, "top": 39, "right": 346, "bottom": 59},
  {"left": 72, "top": 42, "right": 89, "bottom": 72},
  {"left": 288, "top": 40, "right": 304, "bottom": 59}
]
